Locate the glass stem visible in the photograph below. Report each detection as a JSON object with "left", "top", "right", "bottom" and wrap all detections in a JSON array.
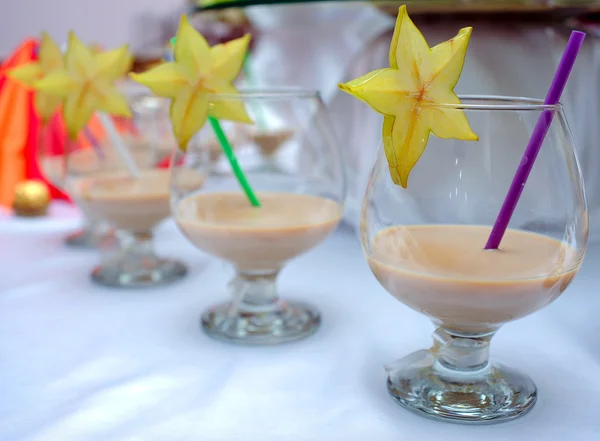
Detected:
[
  {"left": 125, "top": 231, "right": 154, "bottom": 254},
  {"left": 229, "top": 269, "right": 280, "bottom": 314},
  {"left": 432, "top": 327, "right": 494, "bottom": 373},
  {"left": 113, "top": 230, "right": 157, "bottom": 267}
]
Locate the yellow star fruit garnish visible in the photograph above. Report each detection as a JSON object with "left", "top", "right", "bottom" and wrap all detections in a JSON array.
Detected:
[
  {"left": 33, "top": 31, "right": 133, "bottom": 140},
  {"left": 8, "top": 32, "right": 64, "bottom": 123},
  {"left": 339, "top": 5, "right": 478, "bottom": 188},
  {"left": 129, "top": 15, "right": 252, "bottom": 151}
]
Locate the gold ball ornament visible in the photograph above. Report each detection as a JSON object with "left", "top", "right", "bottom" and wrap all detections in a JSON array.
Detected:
[{"left": 12, "top": 180, "right": 51, "bottom": 217}]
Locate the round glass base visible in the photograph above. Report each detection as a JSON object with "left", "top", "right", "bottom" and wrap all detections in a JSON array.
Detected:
[
  {"left": 91, "top": 258, "right": 188, "bottom": 288},
  {"left": 387, "top": 352, "right": 537, "bottom": 424},
  {"left": 201, "top": 300, "right": 320, "bottom": 345}
]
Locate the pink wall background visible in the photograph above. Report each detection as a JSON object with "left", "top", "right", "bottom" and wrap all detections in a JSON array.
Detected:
[{"left": 0, "top": 0, "right": 183, "bottom": 57}]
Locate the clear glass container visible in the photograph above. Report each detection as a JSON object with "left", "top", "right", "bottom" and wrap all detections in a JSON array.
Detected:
[
  {"left": 63, "top": 94, "right": 188, "bottom": 288},
  {"left": 170, "top": 89, "right": 346, "bottom": 345},
  {"left": 362, "top": 96, "right": 588, "bottom": 423},
  {"left": 37, "top": 118, "right": 113, "bottom": 249}
]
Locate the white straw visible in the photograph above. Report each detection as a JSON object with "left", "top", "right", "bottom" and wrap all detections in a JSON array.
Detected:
[{"left": 96, "top": 113, "right": 140, "bottom": 179}]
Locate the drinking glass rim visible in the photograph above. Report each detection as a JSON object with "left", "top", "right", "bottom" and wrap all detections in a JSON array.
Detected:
[
  {"left": 421, "top": 95, "right": 563, "bottom": 111},
  {"left": 131, "top": 92, "right": 559, "bottom": 110},
  {"left": 205, "top": 93, "right": 561, "bottom": 109},
  {"left": 129, "top": 88, "right": 322, "bottom": 110}
]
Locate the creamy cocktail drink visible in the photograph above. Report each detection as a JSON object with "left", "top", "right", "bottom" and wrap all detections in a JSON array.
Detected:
[
  {"left": 177, "top": 192, "right": 342, "bottom": 271},
  {"left": 251, "top": 129, "right": 294, "bottom": 157},
  {"left": 39, "top": 149, "right": 115, "bottom": 249},
  {"left": 77, "top": 169, "right": 172, "bottom": 232},
  {"left": 55, "top": 147, "right": 159, "bottom": 223},
  {"left": 73, "top": 167, "right": 204, "bottom": 231},
  {"left": 17, "top": 31, "right": 188, "bottom": 286},
  {"left": 74, "top": 167, "right": 197, "bottom": 287},
  {"left": 173, "top": 188, "right": 344, "bottom": 344},
  {"left": 132, "top": 20, "right": 347, "bottom": 342},
  {"left": 340, "top": 5, "right": 587, "bottom": 424},
  {"left": 368, "top": 225, "right": 581, "bottom": 334}
]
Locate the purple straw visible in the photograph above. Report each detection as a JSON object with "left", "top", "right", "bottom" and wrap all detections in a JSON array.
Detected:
[
  {"left": 83, "top": 126, "right": 105, "bottom": 159},
  {"left": 485, "top": 31, "right": 585, "bottom": 250}
]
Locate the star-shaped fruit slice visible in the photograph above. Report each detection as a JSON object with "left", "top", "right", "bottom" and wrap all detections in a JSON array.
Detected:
[
  {"left": 130, "top": 15, "right": 252, "bottom": 151},
  {"left": 33, "top": 32, "right": 133, "bottom": 140},
  {"left": 339, "top": 5, "right": 478, "bottom": 188},
  {"left": 8, "top": 32, "right": 64, "bottom": 123}
]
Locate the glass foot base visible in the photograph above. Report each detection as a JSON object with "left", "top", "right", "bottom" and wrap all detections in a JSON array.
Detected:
[
  {"left": 91, "top": 258, "right": 188, "bottom": 288},
  {"left": 201, "top": 300, "right": 320, "bottom": 345},
  {"left": 387, "top": 350, "right": 537, "bottom": 425}
]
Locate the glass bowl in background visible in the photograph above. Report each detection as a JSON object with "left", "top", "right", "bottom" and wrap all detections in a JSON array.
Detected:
[
  {"left": 171, "top": 89, "right": 347, "bottom": 345},
  {"left": 63, "top": 94, "right": 191, "bottom": 288}
]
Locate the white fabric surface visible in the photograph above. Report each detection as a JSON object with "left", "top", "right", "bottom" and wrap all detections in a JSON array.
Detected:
[{"left": 1, "top": 204, "right": 599, "bottom": 440}]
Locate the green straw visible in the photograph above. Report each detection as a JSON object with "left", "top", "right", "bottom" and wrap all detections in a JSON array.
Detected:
[
  {"left": 208, "top": 116, "right": 260, "bottom": 207},
  {"left": 170, "top": 36, "right": 260, "bottom": 207}
]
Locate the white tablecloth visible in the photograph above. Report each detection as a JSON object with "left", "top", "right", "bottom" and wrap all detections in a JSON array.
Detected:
[{"left": 1, "top": 204, "right": 599, "bottom": 440}]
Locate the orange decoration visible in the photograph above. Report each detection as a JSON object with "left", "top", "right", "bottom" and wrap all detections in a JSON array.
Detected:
[{"left": 0, "top": 39, "right": 38, "bottom": 207}]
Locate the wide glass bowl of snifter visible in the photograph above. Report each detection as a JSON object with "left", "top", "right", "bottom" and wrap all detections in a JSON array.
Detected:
[
  {"left": 64, "top": 94, "right": 191, "bottom": 288},
  {"left": 362, "top": 96, "right": 588, "bottom": 424},
  {"left": 171, "top": 89, "right": 346, "bottom": 345}
]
